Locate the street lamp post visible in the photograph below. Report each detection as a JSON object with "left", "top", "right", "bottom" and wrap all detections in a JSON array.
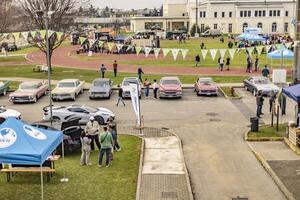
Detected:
[{"left": 294, "top": 0, "right": 300, "bottom": 81}]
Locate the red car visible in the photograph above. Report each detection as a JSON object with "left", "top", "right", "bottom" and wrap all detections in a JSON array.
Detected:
[
  {"left": 194, "top": 77, "right": 218, "bottom": 96},
  {"left": 158, "top": 77, "right": 183, "bottom": 99}
]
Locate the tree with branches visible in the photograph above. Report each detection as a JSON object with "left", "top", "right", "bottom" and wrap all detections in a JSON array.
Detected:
[{"left": 0, "top": 0, "right": 12, "bottom": 33}]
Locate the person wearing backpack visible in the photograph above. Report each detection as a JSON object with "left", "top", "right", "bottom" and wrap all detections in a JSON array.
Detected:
[{"left": 98, "top": 126, "right": 113, "bottom": 168}]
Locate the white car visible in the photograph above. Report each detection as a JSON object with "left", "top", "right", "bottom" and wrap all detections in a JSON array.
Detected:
[
  {"left": 244, "top": 76, "right": 280, "bottom": 96},
  {"left": 52, "top": 79, "right": 85, "bottom": 101},
  {"left": 43, "top": 104, "right": 115, "bottom": 125},
  {"left": 121, "top": 77, "right": 142, "bottom": 98},
  {"left": 0, "top": 106, "right": 21, "bottom": 123}
]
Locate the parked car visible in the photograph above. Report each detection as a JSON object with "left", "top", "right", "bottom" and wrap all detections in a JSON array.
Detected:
[
  {"left": 244, "top": 76, "right": 280, "bottom": 96},
  {"left": 43, "top": 104, "right": 115, "bottom": 125},
  {"left": 0, "top": 106, "right": 21, "bottom": 124},
  {"left": 194, "top": 77, "right": 218, "bottom": 96},
  {"left": 1, "top": 42, "right": 18, "bottom": 51},
  {"left": 51, "top": 79, "right": 85, "bottom": 101},
  {"left": 0, "top": 81, "right": 11, "bottom": 95},
  {"left": 9, "top": 81, "right": 48, "bottom": 103},
  {"left": 89, "top": 78, "right": 113, "bottom": 99},
  {"left": 158, "top": 77, "right": 183, "bottom": 99},
  {"left": 201, "top": 29, "right": 221, "bottom": 37},
  {"left": 121, "top": 77, "right": 142, "bottom": 99}
]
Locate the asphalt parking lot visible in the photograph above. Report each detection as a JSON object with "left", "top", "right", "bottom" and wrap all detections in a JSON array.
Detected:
[{"left": 0, "top": 88, "right": 287, "bottom": 200}]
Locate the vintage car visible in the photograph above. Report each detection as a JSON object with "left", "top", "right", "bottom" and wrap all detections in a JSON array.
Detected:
[
  {"left": 158, "top": 77, "right": 183, "bottom": 99},
  {"left": 121, "top": 77, "right": 142, "bottom": 99},
  {"left": 52, "top": 79, "right": 85, "bottom": 101},
  {"left": 89, "top": 78, "right": 113, "bottom": 99},
  {"left": 0, "top": 81, "right": 11, "bottom": 95},
  {"left": 194, "top": 77, "right": 218, "bottom": 96},
  {"left": 0, "top": 106, "right": 21, "bottom": 124},
  {"left": 43, "top": 104, "right": 115, "bottom": 125},
  {"left": 244, "top": 76, "right": 279, "bottom": 96},
  {"left": 9, "top": 81, "right": 48, "bottom": 103}
]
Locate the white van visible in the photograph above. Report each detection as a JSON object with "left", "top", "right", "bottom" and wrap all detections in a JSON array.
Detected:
[{"left": 201, "top": 29, "right": 221, "bottom": 37}]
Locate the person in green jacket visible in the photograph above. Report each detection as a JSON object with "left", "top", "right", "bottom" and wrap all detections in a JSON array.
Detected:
[{"left": 98, "top": 126, "right": 113, "bottom": 168}]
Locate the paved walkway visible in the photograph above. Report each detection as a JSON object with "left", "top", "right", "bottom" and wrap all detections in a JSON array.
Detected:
[{"left": 26, "top": 46, "right": 293, "bottom": 76}]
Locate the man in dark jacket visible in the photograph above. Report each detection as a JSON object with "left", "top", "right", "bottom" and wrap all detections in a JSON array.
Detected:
[
  {"left": 137, "top": 67, "right": 144, "bottom": 82},
  {"left": 256, "top": 91, "right": 264, "bottom": 118},
  {"left": 195, "top": 54, "right": 200, "bottom": 67},
  {"left": 116, "top": 85, "right": 125, "bottom": 106}
]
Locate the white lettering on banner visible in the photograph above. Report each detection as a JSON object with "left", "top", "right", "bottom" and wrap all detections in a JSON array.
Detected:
[
  {"left": 129, "top": 84, "right": 141, "bottom": 126},
  {"left": 201, "top": 49, "right": 208, "bottom": 60},
  {"left": 228, "top": 49, "right": 236, "bottom": 59},
  {"left": 171, "top": 49, "right": 180, "bottom": 61},
  {"left": 24, "top": 125, "right": 47, "bottom": 140},
  {"left": 210, "top": 49, "right": 218, "bottom": 60},
  {"left": 162, "top": 48, "right": 171, "bottom": 57},
  {"left": 116, "top": 44, "right": 124, "bottom": 52},
  {"left": 144, "top": 47, "right": 152, "bottom": 57},
  {"left": 219, "top": 49, "right": 227, "bottom": 59},
  {"left": 0, "top": 128, "right": 17, "bottom": 148},
  {"left": 181, "top": 49, "right": 189, "bottom": 60},
  {"left": 153, "top": 48, "right": 161, "bottom": 58}
]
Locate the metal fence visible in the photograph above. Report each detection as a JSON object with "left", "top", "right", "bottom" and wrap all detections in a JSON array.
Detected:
[{"left": 118, "top": 125, "right": 174, "bottom": 138}]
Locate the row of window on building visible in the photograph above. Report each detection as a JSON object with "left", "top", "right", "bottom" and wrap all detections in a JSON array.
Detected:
[
  {"left": 199, "top": 22, "right": 289, "bottom": 33},
  {"left": 199, "top": 10, "right": 289, "bottom": 18}
]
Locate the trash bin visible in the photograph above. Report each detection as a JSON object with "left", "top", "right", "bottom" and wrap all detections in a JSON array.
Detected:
[{"left": 250, "top": 117, "right": 259, "bottom": 132}]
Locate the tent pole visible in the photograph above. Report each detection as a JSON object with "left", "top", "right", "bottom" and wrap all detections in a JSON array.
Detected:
[
  {"left": 40, "top": 164, "right": 44, "bottom": 200},
  {"left": 60, "top": 140, "right": 68, "bottom": 182}
]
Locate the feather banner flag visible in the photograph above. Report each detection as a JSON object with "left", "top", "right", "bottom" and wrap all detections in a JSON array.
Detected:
[
  {"left": 171, "top": 49, "right": 180, "bottom": 61},
  {"left": 210, "top": 49, "right": 218, "bottom": 60},
  {"left": 181, "top": 49, "right": 189, "bottom": 60}
]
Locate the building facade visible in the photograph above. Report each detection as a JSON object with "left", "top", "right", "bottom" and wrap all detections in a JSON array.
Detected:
[{"left": 131, "top": 0, "right": 297, "bottom": 36}]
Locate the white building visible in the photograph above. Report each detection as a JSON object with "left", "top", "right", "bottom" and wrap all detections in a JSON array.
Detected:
[{"left": 131, "top": 0, "right": 297, "bottom": 36}]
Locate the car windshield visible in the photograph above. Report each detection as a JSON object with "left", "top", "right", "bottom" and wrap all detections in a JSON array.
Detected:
[
  {"left": 94, "top": 81, "right": 109, "bottom": 87},
  {"left": 58, "top": 82, "right": 75, "bottom": 88},
  {"left": 254, "top": 78, "right": 270, "bottom": 84},
  {"left": 83, "top": 106, "right": 98, "bottom": 113},
  {"left": 199, "top": 79, "right": 213, "bottom": 85},
  {"left": 20, "top": 83, "right": 39, "bottom": 89},
  {"left": 123, "top": 80, "right": 137, "bottom": 86},
  {"left": 161, "top": 79, "right": 180, "bottom": 85}
]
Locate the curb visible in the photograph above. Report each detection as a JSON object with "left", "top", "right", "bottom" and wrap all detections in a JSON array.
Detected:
[
  {"left": 244, "top": 124, "right": 285, "bottom": 142},
  {"left": 246, "top": 134, "right": 296, "bottom": 200}
]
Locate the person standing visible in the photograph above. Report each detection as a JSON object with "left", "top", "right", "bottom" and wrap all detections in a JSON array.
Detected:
[
  {"left": 219, "top": 57, "right": 224, "bottom": 71},
  {"left": 262, "top": 65, "right": 270, "bottom": 77},
  {"left": 255, "top": 56, "right": 259, "bottom": 72},
  {"left": 116, "top": 85, "right": 125, "bottom": 106},
  {"left": 269, "top": 91, "right": 277, "bottom": 113},
  {"left": 153, "top": 79, "right": 159, "bottom": 99},
  {"left": 80, "top": 131, "right": 92, "bottom": 166},
  {"left": 98, "top": 126, "right": 113, "bottom": 168},
  {"left": 85, "top": 117, "right": 101, "bottom": 151},
  {"left": 137, "top": 67, "right": 144, "bottom": 82},
  {"left": 143, "top": 78, "right": 151, "bottom": 97},
  {"left": 113, "top": 60, "right": 118, "bottom": 77},
  {"left": 195, "top": 54, "right": 200, "bottom": 67},
  {"left": 100, "top": 64, "right": 107, "bottom": 78},
  {"left": 256, "top": 91, "right": 264, "bottom": 118},
  {"left": 226, "top": 56, "right": 231, "bottom": 71}
]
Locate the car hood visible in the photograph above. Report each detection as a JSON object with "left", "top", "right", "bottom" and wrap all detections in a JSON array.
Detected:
[
  {"left": 96, "top": 107, "right": 114, "bottom": 116},
  {"left": 256, "top": 84, "right": 279, "bottom": 91},
  {"left": 10, "top": 89, "right": 37, "bottom": 97},
  {"left": 89, "top": 85, "right": 110, "bottom": 93},
  {"left": 0, "top": 109, "right": 21, "bottom": 118},
  {"left": 52, "top": 87, "right": 76, "bottom": 94},
  {"left": 160, "top": 84, "right": 182, "bottom": 91}
]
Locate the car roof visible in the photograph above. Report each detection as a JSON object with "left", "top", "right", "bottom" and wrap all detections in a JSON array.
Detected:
[
  {"left": 198, "top": 77, "right": 213, "bottom": 81},
  {"left": 161, "top": 76, "right": 180, "bottom": 80},
  {"left": 123, "top": 77, "right": 138, "bottom": 80},
  {"left": 251, "top": 76, "right": 268, "bottom": 80},
  {"left": 93, "top": 78, "right": 110, "bottom": 82},
  {"left": 59, "top": 79, "right": 79, "bottom": 82}
]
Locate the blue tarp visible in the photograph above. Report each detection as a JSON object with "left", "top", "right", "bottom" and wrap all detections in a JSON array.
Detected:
[
  {"left": 244, "top": 34, "right": 265, "bottom": 42},
  {"left": 0, "top": 118, "right": 63, "bottom": 165},
  {"left": 267, "top": 47, "right": 294, "bottom": 59},
  {"left": 282, "top": 84, "right": 300, "bottom": 103}
]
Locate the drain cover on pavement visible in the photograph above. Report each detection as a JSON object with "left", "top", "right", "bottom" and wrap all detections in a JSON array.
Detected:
[
  {"left": 206, "top": 112, "right": 218, "bottom": 117},
  {"left": 161, "top": 192, "right": 178, "bottom": 198},
  {"left": 209, "top": 118, "right": 221, "bottom": 122},
  {"left": 232, "top": 197, "right": 248, "bottom": 200}
]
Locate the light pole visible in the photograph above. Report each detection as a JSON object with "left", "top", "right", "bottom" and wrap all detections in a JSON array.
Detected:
[
  {"left": 294, "top": 0, "right": 300, "bottom": 81},
  {"left": 195, "top": 0, "right": 199, "bottom": 37},
  {"left": 36, "top": 10, "right": 54, "bottom": 125}
]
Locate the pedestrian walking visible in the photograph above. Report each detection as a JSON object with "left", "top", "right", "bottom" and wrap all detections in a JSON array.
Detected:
[
  {"left": 262, "top": 65, "right": 270, "bottom": 77},
  {"left": 226, "top": 56, "right": 231, "bottom": 71},
  {"left": 256, "top": 91, "right": 264, "bottom": 118},
  {"left": 85, "top": 117, "right": 101, "bottom": 151},
  {"left": 219, "top": 57, "right": 224, "bottom": 71},
  {"left": 137, "top": 67, "right": 144, "bottom": 82},
  {"left": 153, "top": 79, "right": 159, "bottom": 99},
  {"left": 255, "top": 56, "right": 259, "bottom": 72},
  {"left": 143, "top": 78, "right": 151, "bottom": 97},
  {"left": 100, "top": 64, "right": 107, "bottom": 78},
  {"left": 113, "top": 60, "right": 118, "bottom": 77},
  {"left": 80, "top": 131, "right": 92, "bottom": 166},
  {"left": 98, "top": 126, "right": 113, "bottom": 168},
  {"left": 195, "top": 54, "right": 200, "bottom": 67},
  {"left": 116, "top": 85, "right": 125, "bottom": 106}
]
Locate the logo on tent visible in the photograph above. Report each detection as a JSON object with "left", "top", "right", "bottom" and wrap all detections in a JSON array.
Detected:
[
  {"left": 0, "top": 128, "right": 17, "bottom": 148},
  {"left": 23, "top": 125, "right": 47, "bottom": 140}
]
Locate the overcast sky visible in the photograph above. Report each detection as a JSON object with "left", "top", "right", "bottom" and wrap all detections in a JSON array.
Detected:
[{"left": 93, "top": 0, "right": 163, "bottom": 9}]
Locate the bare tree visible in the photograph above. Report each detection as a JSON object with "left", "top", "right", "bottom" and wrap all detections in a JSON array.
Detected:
[{"left": 0, "top": 0, "right": 12, "bottom": 33}]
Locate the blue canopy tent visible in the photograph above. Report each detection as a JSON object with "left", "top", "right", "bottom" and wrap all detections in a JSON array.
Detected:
[
  {"left": 0, "top": 118, "right": 63, "bottom": 200},
  {"left": 113, "top": 35, "right": 126, "bottom": 42},
  {"left": 236, "top": 33, "right": 250, "bottom": 40},
  {"left": 282, "top": 84, "right": 300, "bottom": 103},
  {"left": 244, "top": 34, "right": 265, "bottom": 42},
  {"left": 267, "top": 47, "right": 294, "bottom": 59}
]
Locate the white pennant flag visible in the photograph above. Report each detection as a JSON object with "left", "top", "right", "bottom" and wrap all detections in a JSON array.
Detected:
[
  {"left": 256, "top": 46, "right": 264, "bottom": 56},
  {"left": 228, "top": 48, "right": 236, "bottom": 59},
  {"left": 246, "top": 47, "right": 254, "bottom": 57},
  {"left": 144, "top": 47, "right": 152, "bottom": 57},
  {"left": 153, "top": 48, "right": 161, "bottom": 58},
  {"left": 162, "top": 48, "right": 171, "bottom": 57},
  {"left": 201, "top": 49, "right": 208, "bottom": 60},
  {"left": 285, "top": 42, "right": 292, "bottom": 49},
  {"left": 126, "top": 45, "right": 133, "bottom": 51},
  {"left": 21, "top": 32, "right": 29, "bottom": 40},
  {"left": 135, "top": 46, "right": 142, "bottom": 55},
  {"left": 265, "top": 45, "right": 271, "bottom": 53},
  {"left": 210, "top": 49, "right": 218, "bottom": 60},
  {"left": 107, "top": 42, "right": 115, "bottom": 51},
  {"left": 181, "top": 49, "right": 189, "bottom": 60},
  {"left": 219, "top": 49, "right": 227, "bottom": 59},
  {"left": 116, "top": 44, "right": 124, "bottom": 52},
  {"left": 171, "top": 49, "right": 180, "bottom": 61}
]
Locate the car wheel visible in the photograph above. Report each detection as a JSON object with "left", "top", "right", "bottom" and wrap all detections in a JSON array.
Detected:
[{"left": 95, "top": 116, "right": 105, "bottom": 125}]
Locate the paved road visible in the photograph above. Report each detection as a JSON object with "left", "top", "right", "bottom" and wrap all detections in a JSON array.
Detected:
[{"left": 0, "top": 89, "right": 286, "bottom": 200}]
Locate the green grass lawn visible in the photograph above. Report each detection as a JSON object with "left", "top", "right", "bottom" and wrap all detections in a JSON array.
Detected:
[
  {"left": 0, "top": 56, "right": 27, "bottom": 62},
  {"left": 0, "top": 64, "right": 249, "bottom": 84},
  {"left": 248, "top": 124, "right": 286, "bottom": 138},
  {"left": 0, "top": 135, "right": 141, "bottom": 200}
]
